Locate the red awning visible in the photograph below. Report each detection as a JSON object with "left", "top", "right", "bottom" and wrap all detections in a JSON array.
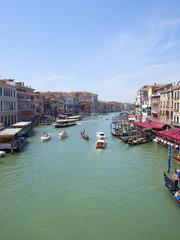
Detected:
[{"left": 133, "top": 121, "right": 166, "bottom": 130}]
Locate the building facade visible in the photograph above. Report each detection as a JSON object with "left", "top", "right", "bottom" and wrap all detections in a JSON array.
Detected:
[
  {"left": 0, "top": 80, "right": 18, "bottom": 127},
  {"left": 172, "top": 85, "right": 180, "bottom": 127},
  {"left": 34, "top": 92, "right": 45, "bottom": 117},
  {"left": 16, "top": 82, "right": 35, "bottom": 121}
]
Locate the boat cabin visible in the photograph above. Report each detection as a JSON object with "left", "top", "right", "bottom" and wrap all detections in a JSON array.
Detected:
[
  {"left": 0, "top": 128, "right": 27, "bottom": 153},
  {"left": 55, "top": 119, "right": 76, "bottom": 128},
  {"left": 11, "top": 122, "right": 33, "bottom": 137},
  {"left": 96, "top": 139, "right": 106, "bottom": 149},
  {"left": 66, "top": 115, "right": 83, "bottom": 121}
]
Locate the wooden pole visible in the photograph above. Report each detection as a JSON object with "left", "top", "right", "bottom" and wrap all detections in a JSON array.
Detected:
[{"left": 11, "top": 141, "right": 14, "bottom": 154}]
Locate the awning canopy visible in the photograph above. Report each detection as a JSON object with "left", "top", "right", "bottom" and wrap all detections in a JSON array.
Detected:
[
  {"left": 156, "top": 127, "right": 180, "bottom": 143},
  {"left": 11, "top": 122, "right": 32, "bottom": 127},
  {"left": 133, "top": 121, "right": 166, "bottom": 130},
  {"left": 0, "top": 128, "right": 22, "bottom": 137}
]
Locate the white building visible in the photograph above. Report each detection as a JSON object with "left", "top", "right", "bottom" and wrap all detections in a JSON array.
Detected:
[{"left": 0, "top": 80, "right": 18, "bottom": 127}]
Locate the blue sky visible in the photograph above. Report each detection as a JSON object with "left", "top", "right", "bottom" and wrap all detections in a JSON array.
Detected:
[{"left": 1, "top": 0, "right": 180, "bottom": 103}]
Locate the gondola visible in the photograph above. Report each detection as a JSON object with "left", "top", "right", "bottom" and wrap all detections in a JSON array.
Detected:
[
  {"left": 164, "top": 173, "right": 180, "bottom": 206},
  {"left": 80, "top": 130, "right": 89, "bottom": 140}
]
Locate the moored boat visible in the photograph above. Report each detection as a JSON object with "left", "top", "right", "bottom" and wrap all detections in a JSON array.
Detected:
[
  {"left": 173, "top": 153, "right": 180, "bottom": 163},
  {"left": 0, "top": 151, "right": 6, "bottom": 157},
  {"left": 41, "top": 133, "right": 51, "bottom": 141},
  {"left": 96, "top": 139, "right": 106, "bottom": 149},
  {"left": 164, "top": 173, "right": 180, "bottom": 206},
  {"left": 96, "top": 131, "right": 106, "bottom": 139},
  {"left": 59, "top": 131, "right": 67, "bottom": 139}
]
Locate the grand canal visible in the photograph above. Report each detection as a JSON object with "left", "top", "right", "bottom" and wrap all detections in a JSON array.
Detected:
[{"left": 0, "top": 114, "right": 179, "bottom": 240}]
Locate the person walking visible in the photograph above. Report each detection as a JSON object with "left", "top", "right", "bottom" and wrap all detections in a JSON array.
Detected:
[{"left": 173, "top": 171, "right": 179, "bottom": 189}]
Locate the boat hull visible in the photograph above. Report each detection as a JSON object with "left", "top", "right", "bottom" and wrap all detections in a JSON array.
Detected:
[
  {"left": 55, "top": 122, "right": 76, "bottom": 128},
  {"left": 173, "top": 154, "right": 180, "bottom": 163},
  {"left": 59, "top": 131, "right": 67, "bottom": 139},
  {"left": 41, "top": 136, "right": 51, "bottom": 141}
]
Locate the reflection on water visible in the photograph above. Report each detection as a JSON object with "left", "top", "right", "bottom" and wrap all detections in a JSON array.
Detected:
[{"left": 0, "top": 114, "right": 179, "bottom": 240}]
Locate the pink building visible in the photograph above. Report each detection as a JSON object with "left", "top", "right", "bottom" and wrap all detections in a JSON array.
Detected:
[{"left": 16, "top": 82, "right": 35, "bottom": 121}]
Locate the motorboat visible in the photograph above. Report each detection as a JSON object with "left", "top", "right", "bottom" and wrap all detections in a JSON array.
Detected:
[
  {"left": 41, "top": 133, "right": 51, "bottom": 141},
  {"left": 0, "top": 151, "right": 6, "bottom": 157},
  {"left": 96, "top": 139, "right": 106, "bottom": 149},
  {"left": 96, "top": 131, "right": 106, "bottom": 139},
  {"left": 59, "top": 131, "right": 67, "bottom": 139}
]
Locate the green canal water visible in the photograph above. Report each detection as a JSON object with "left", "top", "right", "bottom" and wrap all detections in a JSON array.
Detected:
[{"left": 0, "top": 114, "right": 179, "bottom": 240}]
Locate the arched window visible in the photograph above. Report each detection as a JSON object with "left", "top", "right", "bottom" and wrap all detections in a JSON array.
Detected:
[
  {"left": 1, "top": 116, "right": 3, "bottom": 125},
  {"left": 5, "top": 116, "right": 7, "bottom": 127}
]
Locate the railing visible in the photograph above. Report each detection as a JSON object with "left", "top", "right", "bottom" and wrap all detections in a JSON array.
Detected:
[
  {"left": 171, "top": 121, "right": 180, "bottom": 127},
  {"left": 0, "top": 110, "right": 18, "bottom": 113}
]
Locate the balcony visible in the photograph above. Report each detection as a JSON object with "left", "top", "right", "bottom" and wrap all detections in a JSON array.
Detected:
[
  {"left": 171, "top": 121, "right": 180, "bottom": 127},
  {"left": 151, "top": 110, "right": 158, "bottom": 114}
]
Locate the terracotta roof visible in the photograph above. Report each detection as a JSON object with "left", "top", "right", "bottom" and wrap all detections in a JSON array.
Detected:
[
  {"left": 69, "top": 91, "right": 94, "bottom": 95},
  {"left": 16, "top": 82, "right": 34, "bottom": 90},
  {"left": 0, "top": 79, "right": 14, "bottom": 83},
  {"left": 173, "top": 85, "right": 180, "bottom": 90}
]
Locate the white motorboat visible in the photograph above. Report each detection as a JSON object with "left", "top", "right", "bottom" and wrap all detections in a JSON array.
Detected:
[
  {"left": 59, "top": 131, "right": 67, "bottom": 139},
  {"left": 41, "top": 133, "right": 51, "bottom": 141},
  {"left": 0, "top": 151, "right": 6, "bottom": 157},
  {"left": 96, "top": 131, "right": 106, "bottom": 139}
]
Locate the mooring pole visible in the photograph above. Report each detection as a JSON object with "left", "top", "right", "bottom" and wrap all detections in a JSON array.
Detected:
[{"left": 167, "top": 144, "right": 171, "bottom": 173}]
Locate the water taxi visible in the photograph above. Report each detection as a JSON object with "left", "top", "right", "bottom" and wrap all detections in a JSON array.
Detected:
[{"left": 96, "top": 139, "right": 106, "bottom": 149}]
